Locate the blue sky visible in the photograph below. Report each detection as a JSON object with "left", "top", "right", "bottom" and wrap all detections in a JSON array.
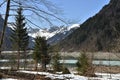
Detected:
[
  {"left": 0, "top": 0, "right": 110, "bottom": 28},
  {"left": 51, "top": 0, "right": 110, "bottom": 24}
]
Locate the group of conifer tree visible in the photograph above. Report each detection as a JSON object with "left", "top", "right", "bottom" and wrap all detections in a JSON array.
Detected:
[
  {"left": 10, "top": 6, "right": 64, "bottom": 72},
  {"left": 10, "top": 6, "right": 93, "bottom": 75},
  {"left": 10, "top": 6, "right": 49, "bottom": 70}
]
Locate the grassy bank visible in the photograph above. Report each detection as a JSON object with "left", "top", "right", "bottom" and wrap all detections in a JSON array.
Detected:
[{"left": 60, "top": 52, "right": 120, "bottom": 60}]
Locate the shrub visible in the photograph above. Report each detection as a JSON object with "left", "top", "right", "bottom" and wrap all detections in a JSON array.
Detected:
[
  {"left": 62, "top": 67, "right": 70, "bottom": 74},
  {"left": 76, "top": 52, "right": 95, "bottom": 76}
]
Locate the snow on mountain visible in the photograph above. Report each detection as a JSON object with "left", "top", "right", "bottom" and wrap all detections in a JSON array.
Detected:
[
  {"left": 28, "top": 24, "right": 80, "bottom": 41},
  {"left": 47, "top": 24, "right": 80, "bottom": 45},
  {"left": 28, "top": 29, "right": 55, "bottom": 39},
  {"left": 67, "top": 24, "right": 80, "bottom": 30},
  {"left": 7, "top": 23, "right": 80, "bottom": 48},
  {"left": 51, "top": 24, "right": 80, "bottom": 35}
]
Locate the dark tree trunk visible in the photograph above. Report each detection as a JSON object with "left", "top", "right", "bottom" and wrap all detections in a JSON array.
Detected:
[
  {"left": 0, "top": 0, "right": 11, "bottom": 55},
  {"left": 42, "top": 63, "right": 46, "bottom": 71},
  {"left": 34, "top": 59, "right": 38, "bottom": 71},
  {"left": 42, "top": 57, "right": 46, "bottom": 71},
  {"left": 24, "top": 50, "right": 27, "bottom": 70},
  {"left": 17, "top": 50, "right": 20, "bottom": 70}
]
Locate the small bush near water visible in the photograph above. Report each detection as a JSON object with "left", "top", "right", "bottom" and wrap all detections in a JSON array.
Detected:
[{"left": 62, "top": 67, "right": 70, "bottom": 74}]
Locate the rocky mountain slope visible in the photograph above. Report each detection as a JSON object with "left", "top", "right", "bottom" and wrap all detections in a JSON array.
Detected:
[
  {"left": 58, "top": 0, "right": 120, "bottom": 52},
  {"left": 47, "top": 24, "right": 80, "bottom": 45}
]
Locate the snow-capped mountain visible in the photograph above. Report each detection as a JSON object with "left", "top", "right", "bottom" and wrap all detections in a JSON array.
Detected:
[
  {"left": 48, "top": 24, "right": 80, "bottom": 45},
  {"left": 28, "top": 28, "right": 55, "bottom": 39},
  {"left": 0, "top": 13, "right": 79, "bottom": 50},
  {"left": 28, "top": 24, "right": 80, "bottom": 45}
]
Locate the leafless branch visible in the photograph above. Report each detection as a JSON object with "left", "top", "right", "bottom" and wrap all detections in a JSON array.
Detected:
[
  {"left": 6, "top": 0, "right": 67, "bottom": 28},
  {"left": 23, "top": 6, "right": 67, "bottom": 25},
  {"left": 26, "top": 18, "right": 44, "bottom": 29},
  {"left": 0, "top": 0, "right": 6, "bottom": 7}
]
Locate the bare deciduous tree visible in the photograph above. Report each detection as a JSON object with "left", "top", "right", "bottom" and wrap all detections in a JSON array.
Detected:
[{"left": 0, "top": 0, "right": 67, "bottom": 54}]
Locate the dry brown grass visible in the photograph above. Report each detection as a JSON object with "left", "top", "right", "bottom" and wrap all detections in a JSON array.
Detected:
[
  {"left": 60, "top": 52, "right": 120, "bottom": 60},
  {"left": 94, "top": 66, "right": 120, "bottom": 73}
]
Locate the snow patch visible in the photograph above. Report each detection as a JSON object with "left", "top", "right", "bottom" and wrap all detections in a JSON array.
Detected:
[
  {"left": 0, "top": 78, "right": 17, "bottom": 80},
  {"left": 67, "top": 24, "right": 80, "bottom": 31},
  {"left": 17, "top": 70, "right": 120, "bottom": 80},
  {"left": 28, "top": 29, "right": 55, "bottom": 39},
  {"left": 18, "top": 70, "right": 87, "bottom": 80}
]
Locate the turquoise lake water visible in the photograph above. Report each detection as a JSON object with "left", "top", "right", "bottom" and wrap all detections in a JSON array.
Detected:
[{"left": 59, "top": 60, "right": 120, "bottom": 67}]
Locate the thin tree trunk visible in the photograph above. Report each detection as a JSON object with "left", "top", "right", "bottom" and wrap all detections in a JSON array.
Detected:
[
  {"left": 34, "top": 59, "right": 37, "bottom": 71},
  {"left": 42, "top": 57, "right": 46, "bottom": 71},
  {"left": 17, "top": 50, "right": 20, "bottom": 70},
  {"left": 0, "top": 0, "right": 11, "bottom": 55},
  {"left": 24, "top": 50, "right": 27, "bottom": 70},
  {"left": 42, "top": 63, "right": 46, "bottom": 71}
]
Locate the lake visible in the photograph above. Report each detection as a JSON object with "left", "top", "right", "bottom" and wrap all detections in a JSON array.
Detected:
[
  {"left": 92, "top": 60, "right": 120, "bottom": 66},
  {"left": 0, "top": 59, "right": 120, "bottom": 68},
  {"left": 59, "top": 59, "right": 120, "bottom": 67}
]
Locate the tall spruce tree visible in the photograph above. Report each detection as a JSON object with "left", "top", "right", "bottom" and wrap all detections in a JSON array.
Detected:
[
  {"left": 10, "top": 7, "right": 29, "bottom": 70},
  {"left": 33, "top": 36, "right": 50, "bottom": 71}
]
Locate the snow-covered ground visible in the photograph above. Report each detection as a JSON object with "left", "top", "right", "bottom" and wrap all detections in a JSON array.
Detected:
[
  {"left": 0, "top": 78, "right": 17, "bottom": 80},
  {"left": 0, "top": 69, "right": 120, "bottom": 80},
  {"left": 18, "top": 70, "right": 87, "bottom": 80},
  {"left": 17, "top": 70, "right": 120, "bottom": 80}
]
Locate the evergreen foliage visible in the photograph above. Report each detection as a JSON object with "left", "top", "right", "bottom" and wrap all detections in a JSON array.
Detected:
[
  {"left": 51, "top": 46, "right": 70, "bottom": 74},
  {"left": 50, "top": 45, "right": 62, "bottom": 72},
  {"left": 52, "top": 52, "right": 61, "bottom": 72},
  {"left": 10, "top": 7, "right": 29, "bottom": 70},
  {"left": 33, "top": 36, "right": 50, "bottom": 71},
  {"left": 10, "top": 7, "right": 29, "bottom": 51},
  {"left": 76, "top": 52, "right": 89, "bottom": 75},
  {"left": 76, "top": 52, "right": 95, "bottom": 76}
]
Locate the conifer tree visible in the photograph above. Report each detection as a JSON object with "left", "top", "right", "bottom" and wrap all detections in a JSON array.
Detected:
[
  {"left": 10, "top": 7, "right": 29, "bottom": 70},
  {"left": 52, "top": 51, "right": 61, "bottom": 72},
  {"left": 33, "top": 36, "right": 49, "bottom": 71},
  {"left": 76, "top": 52, "right": 89, "bottom": 75},
  {"left": 77, "top": 52, "right": 96, "bottom": 76}
]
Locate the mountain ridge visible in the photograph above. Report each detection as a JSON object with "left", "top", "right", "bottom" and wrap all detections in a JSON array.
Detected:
[
  {"left": 58, "top": 0, "right": 120, "bottom": 52},
  {"left": 28, "top": 24, "right": 80, "bottom": 40},
  {"left": 27, "top": 24, "right": 80, "bottom": 46}
]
